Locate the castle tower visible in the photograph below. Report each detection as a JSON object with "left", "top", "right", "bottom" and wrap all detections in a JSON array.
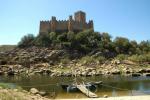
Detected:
[
  {"left": 89, "top": 20, "right": 94, "bottom": 31},
  {"left": 74, "top": 11, "right": 86, "bottom": 23},
  {"left": 50, "top": 16, "right": 57, "bottom": 32},
  {"left": 68, "top": 15, "right": 73, "bottom": 32}
]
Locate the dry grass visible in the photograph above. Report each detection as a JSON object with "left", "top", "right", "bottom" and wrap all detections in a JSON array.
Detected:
[{"left": 0, "top": 88, "right": 50, "bottom": 100}]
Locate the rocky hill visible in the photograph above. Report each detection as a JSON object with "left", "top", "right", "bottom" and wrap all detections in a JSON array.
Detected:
[{"left": 0, "top": 47, "right": 150, "bottom": 77}]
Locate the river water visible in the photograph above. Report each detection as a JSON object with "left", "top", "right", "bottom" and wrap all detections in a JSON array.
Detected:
[{"left": 0, "top": 75, "right": 150, "bottom": 98}]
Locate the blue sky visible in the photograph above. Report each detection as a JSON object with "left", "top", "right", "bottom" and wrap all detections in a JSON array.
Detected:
[{"left": 0, "top": 0, "right": 150, "bottom": 45}]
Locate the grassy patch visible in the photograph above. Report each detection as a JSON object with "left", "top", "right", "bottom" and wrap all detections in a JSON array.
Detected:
[
  {"left": 0, "top": 83, "right": 22, "bottom": 90},
  {"left": 0, "top": 83, "right": 12, "bottom": 88},
  {"left": 79, "top": 56, "right": 106, "bottom": 64},
  {"left": 54, "top": 67, "right": 70, "bottom": 72},
  {"left": 0, "top": 45, "right": 16, "bottom": 52}
]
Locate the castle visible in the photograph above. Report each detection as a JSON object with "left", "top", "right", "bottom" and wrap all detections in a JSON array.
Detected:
[{"left": 39, "top": 11, "right": 94, "bottom": 34}]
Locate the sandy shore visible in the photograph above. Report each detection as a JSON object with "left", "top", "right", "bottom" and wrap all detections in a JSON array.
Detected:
[{"left": 56, "top": 95, "right": 150, "bottom": 100}]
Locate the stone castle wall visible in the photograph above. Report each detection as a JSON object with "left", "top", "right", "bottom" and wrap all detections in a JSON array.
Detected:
[
  {"left": 39, "top": 11, "right": 94, "bottom": 34},
  {"left": 56, "top": 20, "right": 68, "bottom": 31},
  {"left": 39, "top": 21, "right": 50, "bottom": 34}
]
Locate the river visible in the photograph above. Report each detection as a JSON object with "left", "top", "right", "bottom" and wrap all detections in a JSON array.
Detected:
[{"left": 0, "top": 75, "right": 150, "bottom": 99}]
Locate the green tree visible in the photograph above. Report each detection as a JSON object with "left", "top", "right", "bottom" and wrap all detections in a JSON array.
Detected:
[
  {"left": 75, "top": 29, "right": 101, "bottom": 53},
  {"left": 129, "top": 40, "right": 138, "bottom": 54},
  {"left": 114, "top": 37, "right": 130, "bottom": 54},
  {"left": 34, "top": 34, "right": 51, "bottom": 47},
  {"left": 67, "top": 31, "right": 75, "bottom": 42},
  {"left": 100, "top": 32, "right": 113, "bottom": 52},
  {"left": 49, "top": 32, "right": 57, "bottom": 41},
  {"left": 57, "top": 32, "right": 68, "bottom": 42},
  {"left": 18, "top": 34, "right": 35, "bottom": 47},
  {"left": 139, "top": 40, "right": 150, "bottom": 53}
]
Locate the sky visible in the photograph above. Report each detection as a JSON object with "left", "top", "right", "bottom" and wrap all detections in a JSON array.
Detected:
[{"left": 0, "top": 0, "right": 150, "bottom": 45}]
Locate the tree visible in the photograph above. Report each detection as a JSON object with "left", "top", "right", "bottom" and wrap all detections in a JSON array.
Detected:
[
  {"left": 129, "top": 40, "right": 138, "bottom": 54},
  {"left": 114, "top": 37, "right": 130, "bottom": 54},
  {"left": 139, "top": 40, "right": 150, "bottom": 53},
  {"left": 49, "top": 32, "right": 57, "bottom": 41},
  {"left": 67, "top": 31, "right": 75, "bottom": 42},
  {"left": 75, "top": 29, "right": 102, "bottom": 53},
  {"left": 100, "top": 32, "right": 114, "bottom": 52},
  {"left": 18, "top": 34, "right": 35, "bottom": 48},
  {"left": 57, "top": 32, "right": 68, "bottom": 42},
  {"left": 34, "top": 34, "right": 51, "bottom": 47}
]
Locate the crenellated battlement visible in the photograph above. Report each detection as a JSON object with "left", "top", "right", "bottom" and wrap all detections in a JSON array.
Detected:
[
  {"left": 57, "top": 20, "right": 68, "bottom": 23},
  {"left": 40, "top": 21, "right": 50, "bottom": 23},
  {"left": 39, "top": 11, "right": 94, "bottom": 34}
]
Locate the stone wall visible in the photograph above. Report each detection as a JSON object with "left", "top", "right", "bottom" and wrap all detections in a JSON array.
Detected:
[
  {"left": 39, "top": 21, "right": 50, "bottom": 34},
  {"left": 39, "top": 11, "right": 94, "bottom": 34},
  {"left": 56, "top": 21, "right": 68, "bottom": 31}
]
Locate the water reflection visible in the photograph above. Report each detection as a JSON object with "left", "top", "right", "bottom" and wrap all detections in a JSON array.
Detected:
[{"left": 0, "top": 75, "right": 150, "bottom": 98}]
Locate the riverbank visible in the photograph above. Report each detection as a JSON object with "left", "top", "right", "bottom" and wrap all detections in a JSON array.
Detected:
[
  {"left": 0, "top": 59, "right": 150, "bottom": 77},
  {"left": 0, "top": 88, "right": 49, "bottom": 100},
  {"left": 0, "top": 74, "right": 150, "bottom": 100},
  {"left": 57, "top": 95, "right": 150, "bottom": 100},
  {"left": 0, "top": 47, "right": 150, "bottom": 77},
  {"left": 0, "top": 87, "right": 149, "bottom": 100}
]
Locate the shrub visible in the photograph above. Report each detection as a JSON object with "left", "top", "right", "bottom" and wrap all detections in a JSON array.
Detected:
[
  {"left": 33, "top": 34, "right": 51, "bottom": 47},
  {"left": 80, "top": 55, "right": 106, "bottom": 64},
  {"left": 60, "top": 58, "right": 70, "bottom": 64},
  {"left": 128, "top": 53, "right": 150, "bottom": 63},
  {"left": 18, "top": 34, "right": 35, "bottom": 47},
  {"left": 116, "top": 54, "right": 128, "bottom": 61},
  {"left": 80, "top": 56, "right": 94, "bottom": 64},
  {"left": 96, "top": 56, "right": 106, "bottom": 64}
]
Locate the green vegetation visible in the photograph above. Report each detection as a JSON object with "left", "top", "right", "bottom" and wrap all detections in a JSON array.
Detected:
[
  {"left": 0, "top": 83, "right": 12, "bottom": 88},
  {"left": 0, "top": 45, "right": 16, "bottom": 52},
  {"left": 115, "top": 54, "right": 128, "bottom": 61},
  {"left": 128, "top": 53, "right": 150, "bottom": 63},
  {"left": 0, "top": 83, "right": 22, "bottom": 90},
  {"left": 18, "top": 34, "right": 35, "bottom": 48},
  {"left": 18, "top": 29, "right": 150, "bottom": 63},
  {"left": 80, "top": 56, "right": 106, "bottom": 64}
]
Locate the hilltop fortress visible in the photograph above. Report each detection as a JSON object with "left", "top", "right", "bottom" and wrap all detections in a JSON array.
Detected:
[{"left": 39, "top": 11, "right": 94, "bottom": 34}]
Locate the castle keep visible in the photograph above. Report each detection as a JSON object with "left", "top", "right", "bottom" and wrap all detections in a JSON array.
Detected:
[{"left": 39, "top": 11, "right": 94, "bottom": 34}]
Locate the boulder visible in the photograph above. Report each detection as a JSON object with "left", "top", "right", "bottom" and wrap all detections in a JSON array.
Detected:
[
  {"left": 103, "top": 95, "right": 108, "bottom": 98},
  {"left": 132, "top": 73, "right": 141, "bottom": 77},
  {"left": 39, "top": 91, "right": 47, "bottom": 96},
  {"left": 0, "top": 60, "right": 7, "bottom": 65},
  {"left": 111, "top": 69, "right": 121, "bottom": 75},
  {"left": 125, "top": 70, "right": 131, "bottom": 74},
  {"left": 13, "top": 89, "right": 18, "bottom": 92},
  {"left": 34, "top": 70, "right": 43, "bottom": 74},
  {"left": 145, "top": 68, "right": 150, "bottom": 73},
  {"left": 105, "top": 71, "right": 111, "bottom": 74},
  {"left": 30, "top": 88, "right": 39, "bottom": 94},
  {"left": 0, "top": 71, "right": 4, "bottom": 75},
  {"left": 44, "top": 69, "right": 51, "bottom": 74},
  {"left": 145, "top": 73, "right": 150, "bottom": 77},
  {"left": 138, "top": 69, "right": 147, "bottom": 73},
  {"left": 7, "top": 70, "right": 15, "bottom": 76}
]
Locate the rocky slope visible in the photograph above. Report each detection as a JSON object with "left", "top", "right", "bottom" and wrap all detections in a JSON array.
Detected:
[{"left": 0, "top": 47, "right": 150, "bottom": 77}]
